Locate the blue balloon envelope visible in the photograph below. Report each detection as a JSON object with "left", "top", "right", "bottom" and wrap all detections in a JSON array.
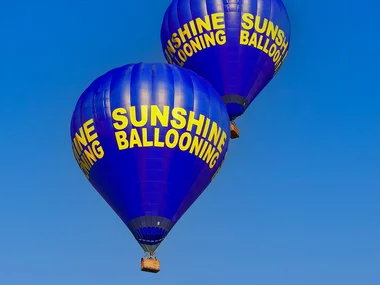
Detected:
[
  {"left": 161, "top": 0, "right": 291, "bottom": 119},
  {"left": 70, "top": 63, "right": 230, "bottom": 254}
]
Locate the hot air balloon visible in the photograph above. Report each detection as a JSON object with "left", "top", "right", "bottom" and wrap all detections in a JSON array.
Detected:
[
  {"left": 160, "top": 0, "right": 291, "bottom": 138},
  {"left": 70, "top": 62, "right": 230, "bottom": 273}
]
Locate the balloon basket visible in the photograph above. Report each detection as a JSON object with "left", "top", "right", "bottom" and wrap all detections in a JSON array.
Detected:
[
  {"left": 230, "top": 121, "right": 240, "bottom": 139},
  {"left": 141, "top": 257, "right": 160, "bottom": 273}
]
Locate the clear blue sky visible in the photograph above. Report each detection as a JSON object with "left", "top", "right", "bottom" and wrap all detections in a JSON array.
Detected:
[{"left": 1, "top": 0, "right": 379, "bottom": 284}]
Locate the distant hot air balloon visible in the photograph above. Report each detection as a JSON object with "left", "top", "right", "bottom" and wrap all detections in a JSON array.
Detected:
[
  {"left": 160, "top": 0, "right": 291, "bottom": 138},
  {"left": 70, "top": 63, "right": 230, "bottom": 273}
]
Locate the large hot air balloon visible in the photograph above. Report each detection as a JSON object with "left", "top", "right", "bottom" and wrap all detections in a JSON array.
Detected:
[
  {"left": 70, "top": 63, "right": 230, "bottom": 273},
  {"left": 160, "top": 0, "right": 291, "bottom": 137}
]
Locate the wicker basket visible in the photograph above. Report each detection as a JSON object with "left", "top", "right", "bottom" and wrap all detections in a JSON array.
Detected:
[
  {"left": 230, "top": 121, "right": 240, "bottom": 139},
  {"left": 141, "top": 258, "right": 160, "bottom": 273}
]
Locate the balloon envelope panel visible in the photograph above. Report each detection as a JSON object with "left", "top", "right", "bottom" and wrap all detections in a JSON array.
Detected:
[
  {"left": 70, "top": 63, "right": 230, "bottom": 252},
  {"left": 161, "top": 0, "right": 291, "bottom": 119}
]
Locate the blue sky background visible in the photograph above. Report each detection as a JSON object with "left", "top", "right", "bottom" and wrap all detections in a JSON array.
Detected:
[{"left": 1, "top": 0, "right": 379, "bottom": 284}]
